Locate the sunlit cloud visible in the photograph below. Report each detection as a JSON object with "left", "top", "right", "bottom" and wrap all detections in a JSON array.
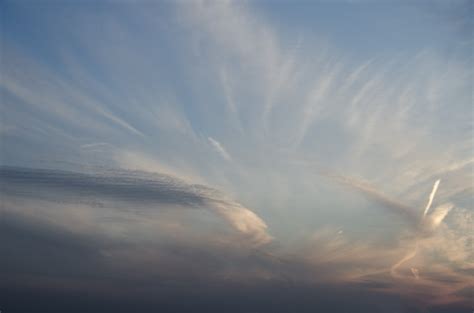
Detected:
[{"left": 423, "top": 179, "right": 440, "bottom": 217}]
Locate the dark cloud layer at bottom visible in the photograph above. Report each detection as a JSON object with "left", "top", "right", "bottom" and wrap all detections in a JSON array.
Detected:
[
  {"left": 1, "top": 218, "right": 470, "bottom": 313},
  {"left": 1, "top": 282, "right": 467, "bottom": 313},
  {"left": 0, "top": 167, "right": 470, "bottom": 313}
]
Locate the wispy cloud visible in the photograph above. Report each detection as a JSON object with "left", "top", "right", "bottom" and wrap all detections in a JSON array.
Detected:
[
  {"left": 208, "top": 137, "right": 232, "bottom": 161},
  {"left": 320, "top": 171, "right": 418, "bottom": 224},
  {"left": 0, "top": 47, "right": 145, "bottom": 139}
]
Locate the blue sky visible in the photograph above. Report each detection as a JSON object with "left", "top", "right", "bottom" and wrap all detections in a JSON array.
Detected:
[{"left": 1, "top": 1, "right": 472, "bottom": 312}]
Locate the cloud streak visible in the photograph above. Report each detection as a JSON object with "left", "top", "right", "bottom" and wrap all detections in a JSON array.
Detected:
[
  {"left": 320, "top": 171, "right": 418, "bottom": 224},
  {"left": 423, "top": 179, "right": 440, "bottom": 217},
  {"left": 208, "top": 137, "right": 232, "bottom": 161}
]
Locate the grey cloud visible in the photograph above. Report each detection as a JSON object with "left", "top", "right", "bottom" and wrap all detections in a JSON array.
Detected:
[
  {"left": 0, "top": 166, "right": 271, "bottom": 245},
  {"left": 0, "top": 166, "right": 207, "bottom": 206}
]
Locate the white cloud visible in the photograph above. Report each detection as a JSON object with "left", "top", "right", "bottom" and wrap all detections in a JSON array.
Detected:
[
  {"left": 208, "top": 137, "right": 232, "bottom": 161},
  {"left": 210, "top": 199, "right": 272, "bottom": 246},
  {"left": 423, "top": 179, "right": 441, "bottom": 217}
]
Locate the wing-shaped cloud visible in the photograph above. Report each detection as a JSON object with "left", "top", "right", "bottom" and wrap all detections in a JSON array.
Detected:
[{"left": 0, "top": 166, "right": 271, "bottom": 246}]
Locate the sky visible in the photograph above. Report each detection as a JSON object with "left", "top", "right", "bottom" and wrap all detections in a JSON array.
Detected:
[{"left": 0, "top": 1, "right": 473, "bottom": 312}]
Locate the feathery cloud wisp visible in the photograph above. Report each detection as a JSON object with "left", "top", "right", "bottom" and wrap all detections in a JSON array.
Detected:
[{"left": 208, "top": 137, "right": 232, "bottom": 161}]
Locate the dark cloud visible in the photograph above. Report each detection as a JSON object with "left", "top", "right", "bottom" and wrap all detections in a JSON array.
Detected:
[
  {"left": 2, "top": 262, "right": 469, "bottom": 313},
  {"left": 0, "top": 166, "right": 210, "bottom": 207},
  {"left": 0, "top": 218, "right": 469, "bottom": 313}
]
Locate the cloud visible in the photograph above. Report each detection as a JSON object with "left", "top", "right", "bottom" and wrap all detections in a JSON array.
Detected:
[
  {"left": 1, "top": 166, "right": 470, "bottom": 311},
  {"left": 423, "top": 179, "right": 440, "bottom": 217},
  {"left": 208, "top": 137, "right": 232, "bottom": 161},
  {"left": 0, "top": 46, "right": 145, "bottom": 138},
  {"left": 80, "top": 142, "right": 112, "bottom": 149},
  {"left": 321, "top": 171, "right": 458, "bottom": 234},
  {"left": 411, "top": 267, "right": 420, "bottom": 279},
  {"left": 211, "top": 199, "right": 272, "bottom": 246},
  {"left": 0, "top": 166, "right": 270, "bottom": 246},
  {"left": 315, "top": 171, "right": 470, "bottom": 307},
  {"left": 423, "top": 203, "right": 453, "bottom": 230},
  {"left": 113, "top": 150, "right": 205, "bottom": 185},
  {"left": 298, "top": 220, "right": 472, "bottom": 309},
  {"left": 321, "top": 171, "right": 418, "bottom": 224},
  {"left": 0, "top": 1, "right": 471, "bottom": 312}
]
